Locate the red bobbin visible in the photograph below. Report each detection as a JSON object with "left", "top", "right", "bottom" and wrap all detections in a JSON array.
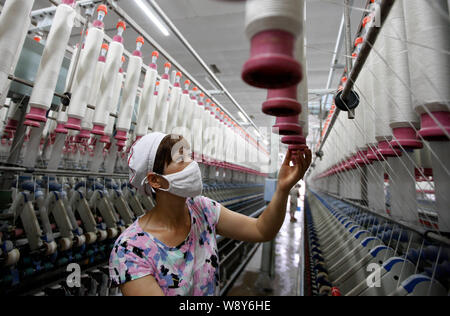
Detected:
[
  {"left": 263, "top": 84, "right": 301, "bottom": 117},
  {"left": 281, "top": 135, "right": 306, "bottom": 145},
  {"left": 242, "top": 30, "right": 302, "bottom": 89}
]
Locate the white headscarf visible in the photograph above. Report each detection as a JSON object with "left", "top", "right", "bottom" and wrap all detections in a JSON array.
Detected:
[{"left": 128, "top": 132, "right": 167, "bottom": 195}]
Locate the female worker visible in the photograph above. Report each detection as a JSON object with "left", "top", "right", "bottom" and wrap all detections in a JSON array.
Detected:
[{"left": 109, "top": 132, "right": 312, "bottom": 296}]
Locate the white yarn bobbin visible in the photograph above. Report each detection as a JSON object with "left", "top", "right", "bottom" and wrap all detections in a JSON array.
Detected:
[
  {"left": 404, "top": 0, "right": 450, "bottom": 140},
  {"left": 243, "top": 0, "right": 304, "bottom": 89},
  {"left": 66, "top": 26, "right": 105, "bottom": 130},
  {"left": 0, "top": 0, "right": 34, "bottom": 108},
  {"left": 92, "top": 41, "right": 124, "bottom": 135},
  {"left": 136, "top": 65, "right": 158, "bottom": 137},
  {"left": 371, "top": 29, "right": 392, "bottom": 142},
  {"left": 383, "top": 0, "right": 422, "bottom": 149},
  {"left": 27, "top": 2, "right": 76, "bottom": 123},
  {"left": 116, "top": 54, "right": 142, "bottom": 140}
]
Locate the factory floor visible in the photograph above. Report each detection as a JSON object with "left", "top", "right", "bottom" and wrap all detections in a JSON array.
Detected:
[{"left": 226, "top": 204, "right": 304, "bottom": 296}]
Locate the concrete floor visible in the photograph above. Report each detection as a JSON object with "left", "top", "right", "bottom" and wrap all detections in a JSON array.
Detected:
[{"left": 227, "top": 205, "right": 304, "bottom": 296}]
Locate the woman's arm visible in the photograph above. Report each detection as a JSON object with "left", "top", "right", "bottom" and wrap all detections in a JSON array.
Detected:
[
  {"left": 217, "top": 149, "right": 312, "bottom": 242},
  {"left": 120, "top": 275, "right": 165, "bottom": 296}
]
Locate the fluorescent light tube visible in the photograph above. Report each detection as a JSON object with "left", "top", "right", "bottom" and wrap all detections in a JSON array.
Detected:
[
  {"left": 238, "top": 111, "right": 249, "bottom": 123},
  {"left": 135, "top": 0, "right": 170, "bottom": 36}
]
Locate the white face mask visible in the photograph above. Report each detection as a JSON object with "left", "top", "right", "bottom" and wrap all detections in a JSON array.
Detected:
[{"left": 156, "top": 161, "right": 203, "bottom": 198}]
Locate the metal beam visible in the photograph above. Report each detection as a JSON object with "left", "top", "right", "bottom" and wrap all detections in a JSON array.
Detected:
[{"left": 341, "top": 0, "right": 395, "bottom": 99}]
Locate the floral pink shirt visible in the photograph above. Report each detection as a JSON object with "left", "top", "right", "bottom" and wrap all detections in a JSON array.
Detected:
[{"left": 109, "top": 196, "right": 221, "bottom": 296}]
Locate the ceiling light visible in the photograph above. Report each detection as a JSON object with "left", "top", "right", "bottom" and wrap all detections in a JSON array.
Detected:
[
  {"left": 238, "top": 111, "right": 249, "bottom": 124},
  {"left": 135, "top": 0, "right": 170, "bottom": 36}
]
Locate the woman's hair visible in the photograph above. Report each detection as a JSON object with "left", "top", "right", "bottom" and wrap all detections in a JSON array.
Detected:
[
  {"left": 153, "top": 134, "right": 184, "bottom": 174},
  {"left": 151, "top": 134, "right": 184, "bottom": 198}
]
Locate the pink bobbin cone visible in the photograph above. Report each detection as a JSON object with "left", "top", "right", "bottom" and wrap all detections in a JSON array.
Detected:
[
  {"left": 281, "top": 135, "right": 306, "bottom": 145},
  {"left": 78, "top": 129, "right": 91, "bottom": 139},
  {"left": 100, "top": 135, "right": 111, "bottom": 143},
  {"left": 273, "top": 115, "right": 302, "bottom": 135},
  {"left": 377, "top": 140, "right": 402, "bottom": 158},
  {"left": 65, "top": 117, "right": 82, "bottom": 131},
  {"left": 242, "top": 30, "right": 302, "bottom": 89},
  {"left": 25, "top": 107, "right": 47, "bottom": 123},
  {"left": 418, "top": 111, "right": 450, "bottom": 142},
  {"left": 55, "top": 123, "right": 68, "bottom": 134},
  {"left": 263, "top": 85, "right": 301, "bottom": 117},
  {"left": 91, "top": 124, "right": 105, "bottom": 136},
  {"left": 390, "top": 127, "right": 423, "bottom": 149},
  {"left": 24, "top": 120, "right": 41, "bottom": 128},
  {"left": 115, "top": 130, "right": 127, "bottom": 141}
]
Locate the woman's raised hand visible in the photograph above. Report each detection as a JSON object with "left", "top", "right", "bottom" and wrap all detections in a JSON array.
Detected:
[{"left": 277, "top": 148, "right": 312, "bottom": 194}]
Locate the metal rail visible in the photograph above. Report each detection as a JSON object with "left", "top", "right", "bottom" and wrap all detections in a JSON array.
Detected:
[{"left": 341, "top": 0, "right": 395, "bottom": 100}]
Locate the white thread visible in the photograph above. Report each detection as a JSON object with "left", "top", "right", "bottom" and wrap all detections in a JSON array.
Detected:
[
  {"left": 245, "top": 0, "right": 304, "bottom": 39},
  {"left": 116, "top": 55, "right": 142, "bottom": 132},
  {"left": 29, "top": 4, "right": 76, "bottom": 112},
  {"left": 371, "top": 28, "right": 393, "bottom": 140},
  {"left": 147, "top": 82, "right": 158, "bottom": 131},
  {"left": 105, "top": 72, "right": 123, "bottom": 136},
  {"left": 136, "top": 66, "right": 157, "bottom": 137},
  {"left": 383, "top": 0, "right": 419, "bottom": 128},
  {"left": 165, "top": 81, "right": 182, "bottom": 134},
  {"left": 68, "top": 27, "right": 104, "bottom": 120},
  {"left": 404, "top": 0, "right": 450, "bottom": 114},
  {"left": 192, "top": 100, "right": 204, "bottom": 155},
  {"left": 82, "top": 60, "right": 106, "bottom": 130},
  {"left": 93, "top": 41, "right": 124, "bottom": 127},
  {"left": 0, "top": 0, "right": 34, "bottom": 108},
  {"left": 56, "top": 45, "right": 80, "bottom": 125},
  {"left": 153, "top": 78, "right": 170, "bottom": 132},
  {"left": 296, "top": 26, "right": 309, "bottom": 136}
]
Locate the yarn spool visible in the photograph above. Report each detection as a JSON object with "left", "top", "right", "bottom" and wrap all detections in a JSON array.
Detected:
[
  {"left": 0, "top": 0, "right": 34, "bottom": 109},
  {"left": 147, "top": 81, "right": 160, "bottom": 132},
  {"left": 273, "top": 115, "right": 302, "bottom": 135},
  {"left": 281, "top": 135, "right": 306, "bottom": 146},
  {"left": 102, "top": 67, "right": 124, "bottom": 143},
  {"left": 165, "top": 72, "right": 183, "bottom": 134},
  {"left": 297, "top": 30, "right": 309, "bottom": 139},
  {"left": 92, "top": 25, "right": 126, "bottom": 136},
  {"left": 26, "top": 1, "right": 76, "bottom": 124},
  {"left": 270, "top": 41, "right": 304, "bottom": 131},
  {"left": 404, "top": 0, "right": 450, "bottom": 141},
  {"left": 191, "top": 89, "right": 203, "bottom": 158},
  {"left": 174, "top": 80, "right": 194, "bottom": 146},
  {"left": 115, "top": 38, "right": 143, "bottom": 143},
  {"left": 371, "top": 28, "right": 401, "bottom": 158},
  {"left": 153, "top": 63, "right": 171, "bottom": 133},
  {"left": 242, "top": 0, "right": 304, "bottom": 89},
  {"left": 384, "top": 0, "right": 422, "bottom": 149},
  {"left": 80, "top": 45, "right": 108, "bottom": 137},
  {"left": 264, "top": 85, "right": 302, "bottom": 117},
  {"left": 66, "top": 7, "right": 106, "bottom": 130},
  {"left": 135, "top": 63, "right": 158, "bottom": 137}
]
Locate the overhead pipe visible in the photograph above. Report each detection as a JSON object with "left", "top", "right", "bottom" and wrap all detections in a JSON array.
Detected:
[{"left": 341, "top": 0, "right": 395, "bottom": 100}]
